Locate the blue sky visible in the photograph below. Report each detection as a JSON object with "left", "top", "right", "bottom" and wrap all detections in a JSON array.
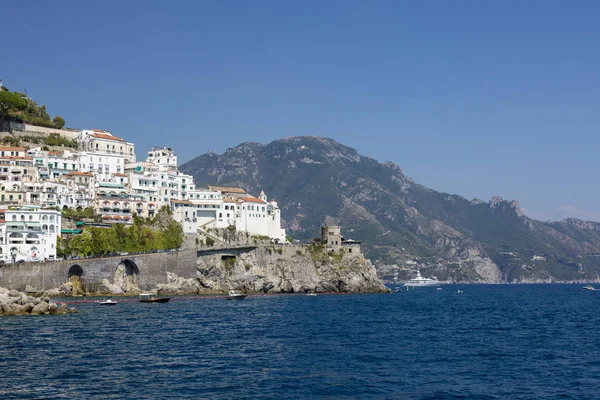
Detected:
[{"left": 3, "top": 1, "right": 599, "bottom": 221}]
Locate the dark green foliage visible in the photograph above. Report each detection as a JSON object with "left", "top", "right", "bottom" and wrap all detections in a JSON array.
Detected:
[
  {"left": 0, "top": 91, "right": 27, "bottom": 115},
  {"left": 0, "top": 88, "right": 66, "bottom": 128},
  {"left": 205, "top": 237, "right": 215, "bottom": 247},
  {"left": 60, "top": 207, "right": 184, "bottom": 257},
  {"left": 52, "top": 116, "right": 65, "bottom": 129}
]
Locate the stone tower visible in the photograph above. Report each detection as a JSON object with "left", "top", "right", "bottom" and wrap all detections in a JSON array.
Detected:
[{"left": 321, "top": 225, "right": 342, "bottom": 247}]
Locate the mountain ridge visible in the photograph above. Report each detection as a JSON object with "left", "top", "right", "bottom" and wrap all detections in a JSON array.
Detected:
[{"left": 181, "top": 136, "right": 600, "bottom": 283}]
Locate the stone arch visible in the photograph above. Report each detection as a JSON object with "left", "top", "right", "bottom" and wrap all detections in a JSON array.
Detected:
[
  {"left": 68, "top": 264, "right": 84, "bottom": 294},
  {"left": 120, "top": 259, "right": 140, "bottom": 286}
]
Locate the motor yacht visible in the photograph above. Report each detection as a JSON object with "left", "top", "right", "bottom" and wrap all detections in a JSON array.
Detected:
[{"left": 403, "top": 270, "right": 441, "bottom": 287}]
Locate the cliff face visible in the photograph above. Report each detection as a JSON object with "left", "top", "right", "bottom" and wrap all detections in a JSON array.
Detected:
[
  {"left": 156, "top": 244, "right": 387, "bottom": 295},
  {"left": 181, "top": 136, "right": 600, "bottom": 283}
]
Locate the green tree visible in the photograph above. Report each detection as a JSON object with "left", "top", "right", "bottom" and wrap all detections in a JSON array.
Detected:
[
  {"left": 53, "top": 116, "right": 65, "bottom": 129},
  {"left": 0, "top": 91, "right": 27, "bottom": 116}
]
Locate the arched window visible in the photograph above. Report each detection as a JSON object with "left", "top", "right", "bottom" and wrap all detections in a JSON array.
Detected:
[
  {"left": 29, "top": 215, "right": 33, "bottom": 221},
  {"left": 42, "top": 224, "right": 48, "bottom": 231},
  {"left": 11, "top": 215, "right": 16, "bottom": 221},
  {"left": 49, "top": 215, "right": 55, "bottom": 222},
  {"left": 20, "top": 215, "right": 25, "bottom": 221},
  {"left": 42, "top": 215, "right": 48, "bottom": 221},
  {"left": 219, "top": 213, "right": 222, "bottom": 218},
  {"left": 49, "top": 225, "right": 55, "bottom": 233}
]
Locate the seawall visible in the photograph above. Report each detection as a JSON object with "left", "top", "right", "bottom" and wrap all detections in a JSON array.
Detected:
[{"left": 0, "top": 250, "right": 197, "bottom": 292}]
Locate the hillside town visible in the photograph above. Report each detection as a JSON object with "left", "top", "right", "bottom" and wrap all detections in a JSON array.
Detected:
[{"left": 0, "top": 125, "right": 286, "bottom": 263}]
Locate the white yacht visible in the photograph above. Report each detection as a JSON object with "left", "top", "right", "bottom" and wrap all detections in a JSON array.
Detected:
[{"left": 403, "top": 270, "right": 441, "bottom": 287}]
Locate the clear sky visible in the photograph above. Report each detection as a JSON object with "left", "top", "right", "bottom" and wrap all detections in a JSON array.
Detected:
[{"left": 2, "top": 1, "right": 599, "bottom": 222}]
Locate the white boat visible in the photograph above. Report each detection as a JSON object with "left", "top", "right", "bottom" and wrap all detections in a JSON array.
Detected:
[
  {"left": 583, "top": 285, "right": 596, "bottom": 291},
  {"left": 403, "top": 270, "right": 441, "bottom": 287},
  {"left": 307, "top": 292, "right": 317, "bottom": 296},
  {"left": 99, "top": 297, "right": 117, "bottom": 305},
  {"left": 226, "top": 290, "right": 247, "bottom": 300}
]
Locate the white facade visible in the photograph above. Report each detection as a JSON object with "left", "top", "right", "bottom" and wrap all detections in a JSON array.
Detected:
[{"left": 0, "top": 207, "right": 61, "bottom": 262}]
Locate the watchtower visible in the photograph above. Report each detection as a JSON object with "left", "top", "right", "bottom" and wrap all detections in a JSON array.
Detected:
[{"left": 321, "top": 225, "right": 342, "bottom": 247}]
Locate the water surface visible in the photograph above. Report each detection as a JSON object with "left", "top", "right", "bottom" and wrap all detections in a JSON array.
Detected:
[{"left": 1, "top": 285, "right": 599, "bottom": 399}]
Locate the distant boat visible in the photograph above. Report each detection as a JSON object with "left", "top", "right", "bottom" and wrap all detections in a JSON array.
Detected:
[
  {"left": 226, "top": 290, "right": 247, "bottom": 300},
  {"left": 307, "top": 292, "right": 317, "bottom": 296},
  {"left": 139, "top": 293, "right": 171, "bottom": 303},
  {"left": 99, "top": 297, "right": 117, "bottom": 305},
  {"left": 456, "top": 290, "right": 464, "bottom": 294},
  {"left": 583, "top": 285, "right": 596, "bottom": 291},
  {"left": 403, "top": 270, "right": 441, "bottom": 287},
  {"left": 436, "top": 287, "right": 443, "bottom": 291}
]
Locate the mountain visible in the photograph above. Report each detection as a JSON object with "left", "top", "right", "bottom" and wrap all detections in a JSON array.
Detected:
[{"left": 180, "top": 136, "right": 600, "bottom": 283}]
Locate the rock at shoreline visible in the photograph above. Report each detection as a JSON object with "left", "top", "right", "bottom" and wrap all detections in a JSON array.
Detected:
[
  {"left": 0, "top": 286, "right": 77, "bottom": 316},
  {"left": 158, "top": 244, "right": 388, "bottom": 295}
]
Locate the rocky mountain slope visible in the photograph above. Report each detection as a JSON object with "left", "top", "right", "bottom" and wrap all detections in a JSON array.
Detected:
[{"left": 181, "top": 136, "right": 600, "bottom": 283}]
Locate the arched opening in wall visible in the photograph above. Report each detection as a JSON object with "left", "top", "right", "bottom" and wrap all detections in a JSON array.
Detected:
[
  {"left": 62, "top": 205, "right": 69, "bottom": 211},
  {"left": 68, "top": 264, "right": 85, "bottom": 294},
  {"left": 76, "top": 206, "right": 83, "bottom": 212},
  {"left": 221, "top": 255, "right": 236, "bottom": 270},
  {"left": 121, "top": 259, "right": 140, "bottom": 285}
]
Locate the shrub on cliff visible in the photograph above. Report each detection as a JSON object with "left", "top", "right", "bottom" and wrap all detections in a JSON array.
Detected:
[{"left": 53, "top": 116, "right": 65, "bottom": 129}]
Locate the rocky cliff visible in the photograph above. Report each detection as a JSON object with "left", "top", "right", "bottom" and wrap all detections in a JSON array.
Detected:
[
  {"left": 181, "top": 136, "right": 600, "bottom": 283},
  {"left": 156, "top": 244, "right": 387, "bottom": 295}
]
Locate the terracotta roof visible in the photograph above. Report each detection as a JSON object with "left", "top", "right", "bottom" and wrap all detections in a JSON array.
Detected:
[
  {"left": 242, "top": 197, "right": 266, "bottom": 204},
  {"left": 48, "top": 151, "right": 64, "bottom": 156},
  {"left": 67, "top": 171, "right": 93, "bottom": 177},
  {"left": 92, "top": 129, "right": 105, "bottom": 133},
  {"left": 0, "top": 156, "right": 33, "bottom": 160},
  {"left": 171, "top": 199, "right": 194, "bottom": 205},
  {"left": 113, "top": 173, "right": 128, "bottom": 177},
  {"left": 208, "top": 186, "right": 247, "bottom": 194},
  {"left": 122, "top": 216, "right": 131, "bottom": 220},
  {"left": 0, "top": 147, "right": 26, "bottom": 151},
  {"left": 113, "top": 215, "right": 121, "bottom": 219},
  {"left": 91, "top": 133, "right": 125, "bottom": 142},
  {"left": 103, "top": 215, "right": 111, "bottom": 219}
]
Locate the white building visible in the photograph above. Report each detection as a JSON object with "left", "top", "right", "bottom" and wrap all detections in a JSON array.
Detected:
[
  {"left": 78, "top": 129, "right": 136, "bottom": 163},
  {"left": 0, "top": 206, "right": 61, "bottom": 262}
]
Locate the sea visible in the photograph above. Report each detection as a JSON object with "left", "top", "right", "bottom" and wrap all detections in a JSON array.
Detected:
[{"left": 1, "top": 284, "right": 600, "bottom": 399}]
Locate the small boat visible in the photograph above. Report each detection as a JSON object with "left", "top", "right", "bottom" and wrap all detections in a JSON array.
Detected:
[
  {"left": 226, "top": 290, "right": 247, "bottom": 300},
  {"left": 99, "top": 297, "right": 117, "bottom": 305},
  {"left": 139, "top": 293, "right": 171, "bottom": 303},
  {"left": 456, "top": 290, "right": 463, "bottom": 294},
  {"left": 583, "top": 285, "right": 596, "bottom": 291},
  {"left": 436, "top": 287, "right": 443, "bottom": 291},
  {"left": 307, "top": 292, "right": 317, "bottom": 296}
]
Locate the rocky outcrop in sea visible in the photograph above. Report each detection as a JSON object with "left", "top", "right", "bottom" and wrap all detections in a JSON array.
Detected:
[
  {"left": 155, "top": 244, "right": 388, "bottom": 295},
  {"left": 0, "top": 286, "right": 77, "bottom": 316}
]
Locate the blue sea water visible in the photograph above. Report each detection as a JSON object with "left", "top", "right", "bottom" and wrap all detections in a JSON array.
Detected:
[{"left": 1, "top": 284, "right": 600, "bottom": 399}]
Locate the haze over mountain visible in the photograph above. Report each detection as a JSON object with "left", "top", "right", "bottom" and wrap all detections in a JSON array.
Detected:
[{"left": 180, "top": 136, "right": 600, "bottom": 283}]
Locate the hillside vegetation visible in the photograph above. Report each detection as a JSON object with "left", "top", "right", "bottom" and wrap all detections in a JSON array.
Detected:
[
  {"left": 0, "top": 85, "right": 66, "bottom": 128},
  {"left": 59, "top": 206, "right": 184, "bottom": 258}
]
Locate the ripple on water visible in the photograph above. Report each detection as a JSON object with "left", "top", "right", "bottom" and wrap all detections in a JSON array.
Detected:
[{"left": 1, "top": 286, "right": 600, "bottom": 399}]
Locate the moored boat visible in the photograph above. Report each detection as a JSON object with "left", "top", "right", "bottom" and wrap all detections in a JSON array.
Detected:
[
  {"left": 139, "top": 293, "right": 171, "bottom": 303},
  {"left": 226, "top": 290, "right": 247, "bottom": 300},
  {"left": 583, "top": 285, "right": 596, "bottom": 291},
  {"left": 403, "top": 270, "right": 441, "bottom": 287},
  {"left": 99, "top": 297, "right": 117, "bottom": 305}
]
